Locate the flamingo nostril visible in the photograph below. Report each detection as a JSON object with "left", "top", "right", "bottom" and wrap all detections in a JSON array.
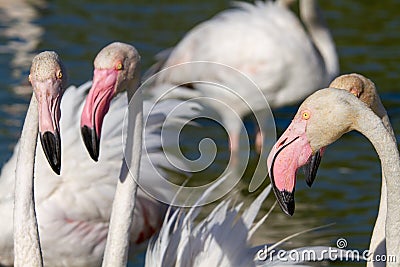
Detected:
[{"left": 278, "top": 137, "right": 288, "bottom": 148}]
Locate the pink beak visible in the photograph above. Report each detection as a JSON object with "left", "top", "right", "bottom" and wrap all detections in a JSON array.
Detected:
[
  {"left": 32, "top": 78, "right": 63, "bottom": 174},
  {"left": 80, "top": 68, "right": 118, "bottom": 161},
  {"left": 267, "top": 118, "right": 323, "bottom": 215}
]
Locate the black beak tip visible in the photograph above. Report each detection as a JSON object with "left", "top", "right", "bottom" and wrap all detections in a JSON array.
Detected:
[
  {"left": 81, "top": 125, "right": 99, "bottom": 162},
  {"left": 40, "top": 131, "right": 61, "bottom": 175},
  {"left": 305, "top": 150, "right": 322, "bottom": 188},
  {"left": 283, "top": 195, "right": 295, "bottom": 216},
  {"left": 53, "top": 165, "right": 61, "bottom": 175},
  {"left": 272, "top": 186, "right": 295, "bottom": 216}
]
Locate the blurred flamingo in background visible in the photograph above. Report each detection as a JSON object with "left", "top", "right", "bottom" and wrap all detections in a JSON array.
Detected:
[{"left": 147, "top": 0, "right": 338, "bottom": 166}]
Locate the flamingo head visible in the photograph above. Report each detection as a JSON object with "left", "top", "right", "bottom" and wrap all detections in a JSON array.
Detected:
[
  {"left": 267, "top": 88, "right": 358, "bottom": 215},
  {"left": 329, "top": 73, "right": 386, "bottom": 120},
  {"left": 29, "top": 51, "right": 68, "bottom": 175},
  {"left": 80, "top": 42, "right": 140, "bottom": 161}
]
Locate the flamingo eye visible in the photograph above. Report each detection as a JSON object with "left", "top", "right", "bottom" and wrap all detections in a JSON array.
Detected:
[
  {"left": 116, "top": 62, "right": 123, "bottom": 70},
  {"left": 57, "top": 71, "right": 63, "bottom": 79},
  {"left": 302, "top": 111, "right": 310, "bottom": 120}
]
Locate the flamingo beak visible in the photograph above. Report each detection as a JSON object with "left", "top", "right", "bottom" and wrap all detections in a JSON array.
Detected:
[
  {"left": 33, "top": 79, "right": 63, "bottom": 175},
  {"left": 80, "top": 69, "right": 118, "bottom": 161},
  {"left": 304, "top": 148, "right": 324, "bottom": 187},
  {"left": 267, "top": 119, "right": 319, "bottom": 215}
]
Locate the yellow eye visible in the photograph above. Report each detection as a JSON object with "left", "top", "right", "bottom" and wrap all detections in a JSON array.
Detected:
[
  {"left": 28, "top": 74, "right": 31, "bottom": 83},
  {"left": 302, "top": 111, "right": 310, "bottom": 120},
  {"left": 116, "top": 62, "right": 123, "bottom": 70},
  {"left": 57, "top": 71, "right": 63, "bottom": 79}
]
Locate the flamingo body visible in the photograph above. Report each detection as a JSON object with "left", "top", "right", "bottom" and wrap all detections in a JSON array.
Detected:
[
  {"left": 155, "top": 1, "right": 336, "bottom": 108},
  {"left": 147, "top": 0, "right": 338, "bottom": 168}
]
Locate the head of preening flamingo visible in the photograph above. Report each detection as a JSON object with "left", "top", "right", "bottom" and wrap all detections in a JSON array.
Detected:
[
  {"left": 80, "top": 42, "right": 141, "bottom": 161},
  {"left": 29, "top": 50, "right": 68, "bottom": 174},
  {"left": 267, "top": 88, "right": 363, "bottom": 215},
  {"left": 329, "top": 73, "right": 387, "bottom": 121}
]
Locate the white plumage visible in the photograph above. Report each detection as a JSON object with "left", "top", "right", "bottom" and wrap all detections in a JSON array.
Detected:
[
  {"left": 153, "top": 0, "right": 338, "bottom": 104},
  {"left": 146, "top": 179, "right": 341, "bottom": 267},
  {"left": 0, "top": 80, "right": 208, "bottom": 266},
  {"left": 146, "top": 0, "right": 338, "bottom": 162}
]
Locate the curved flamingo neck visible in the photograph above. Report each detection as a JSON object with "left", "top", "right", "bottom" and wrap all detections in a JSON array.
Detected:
[
  {"left": 13, "top": 95, "right": 43, "bottom": 266},
  {"left": 355, "top": 107, "right": 400, "bottom": 265},
  {"left": 300, "top": 0, "right": 338, "bottom": 81},
  {"left": 368, "top": 113, "right": 393, "bottom": 266},
  {"left": 102, "top": 72, "right": 142, "bottom": 267}
]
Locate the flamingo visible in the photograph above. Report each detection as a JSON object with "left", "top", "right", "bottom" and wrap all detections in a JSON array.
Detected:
[
  {"left": 329, "top": 73, "right": 393, "bottom": 267},
  {"left": 271, "top": 73, "right": 392, "bottom": 264},
  {"left": 267, "top": 87, "right": 400, "bottom": 265},
  {"left": 147, "top": 0, "right": 338, "bottom": 167},
  {"left": 79, "top": 42, "right": 221, "bottom": 266},
  {"left": 13, "top": 51, "right": 67, "bottom": 266},
  {"left": 0, "top": 47, "right": 208, "bottom": 265},
  {"left": 78, "top": 42, "right": 148, "bottom": 267},
  {"left": 79, "top": 42, "right": 219, "bottom": 266}
]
